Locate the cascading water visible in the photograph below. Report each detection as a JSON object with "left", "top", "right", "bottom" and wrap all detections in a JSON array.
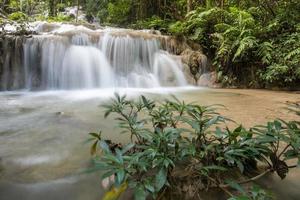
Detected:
[{"left": 0, "top": 23, "right": 188, "bottom": 90}]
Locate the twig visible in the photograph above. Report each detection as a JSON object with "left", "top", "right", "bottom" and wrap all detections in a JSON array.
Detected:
[
  {"left": 278, "top": 144, "right": 291, "bottom": 158},
  {"left": 288, "top": 165, "right": 298, "bottom": 169},
  {"left": 221, "top": 186, "right": 235, "bottom": 197},
  {"left": 261, "top": 155, "right": 272, "bottom": 168},
  {"left": 157, "top": 187, "right": 167, "bottom": 200},
  {"left": 275, "top": 139, "right": 280, "bottom": 154},
  {"left": 206, "top": 176, "right": 234, "bottom": 197},
  {"left": 219, "top": 169, "right": 272, "bottom": 188}
]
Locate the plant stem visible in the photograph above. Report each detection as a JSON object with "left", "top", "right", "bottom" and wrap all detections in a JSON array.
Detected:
[
  {"left": 278, "top": 143, "right": 291, "bottom": 158},
  {"left": 261, "top": 155, "right": 272, "bottom": 168},
  {"left": 288, "top": 165, "right": 298, "bottom": 168},
  {"left": 219, "top": 169, "right": 272, "bottom": 188}
]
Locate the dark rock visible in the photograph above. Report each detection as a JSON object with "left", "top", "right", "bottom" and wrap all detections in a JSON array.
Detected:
[
  {"left": 181, "top": 49, "right": 208, "bottom": 83},
  {"left": 0, "top": 35, "right": 26, "bottom": 90}
]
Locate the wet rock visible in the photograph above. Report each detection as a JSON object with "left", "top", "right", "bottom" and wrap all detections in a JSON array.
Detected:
[
  {"left": 159, "top": 36, "right": 210, "bottom": 85},
  {"left": 163, "top": 37, "right": 191, "bottom": 55},
  {"left": 197, "top": 72, "right": 221, "bottom": 88},
  {"left": 182, "top": 64, "right": 196, "bottom": 85},
  {"left": 0, "top": 36, "right": 27, "bottom": 90},
  {"left": 144, "top": 29, "right": 161, "bottom": 35},
  {"left": 55, "top": 111, "right": 65, "bottom": 116},
  {"left": 35, "top": 22, "right": 61, "bottom": 33},
  {"left": 55, "top": 111, "right": 74, "bottom": 119},
  {"left": 181, "top": 49, "right": 208, "bottom": 83}
]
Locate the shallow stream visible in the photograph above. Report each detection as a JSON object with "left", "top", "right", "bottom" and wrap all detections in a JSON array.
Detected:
[{"left": 0, "top": 88, "right": 299, "bottom": 200}]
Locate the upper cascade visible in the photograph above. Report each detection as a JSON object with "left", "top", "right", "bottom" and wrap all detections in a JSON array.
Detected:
[{"left": 0, "top": 22, "right": 188, "bottom": 90}]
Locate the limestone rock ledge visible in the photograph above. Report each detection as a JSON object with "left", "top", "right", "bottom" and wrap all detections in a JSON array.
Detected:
[{"left": 161, "top": 36, "right": 218, "bottom": 87}]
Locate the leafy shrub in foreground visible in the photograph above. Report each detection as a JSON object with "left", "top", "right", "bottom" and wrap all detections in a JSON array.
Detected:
[{"left": 89, "top": 94, "right": 300, "bottom": 200}]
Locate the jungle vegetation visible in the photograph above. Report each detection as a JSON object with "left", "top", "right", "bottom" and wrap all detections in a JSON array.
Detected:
[{"left": 1, "top": 0, "right": 299, "bottom": 88}]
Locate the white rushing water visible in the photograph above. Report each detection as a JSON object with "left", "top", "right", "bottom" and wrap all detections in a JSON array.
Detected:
[{"left": 2, "top": 23, "right": 188, "bottom": 90}]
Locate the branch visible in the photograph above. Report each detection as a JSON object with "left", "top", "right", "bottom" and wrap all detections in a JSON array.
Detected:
[
  {"left": 219, "top": 169, "right": 272, "bottom": 188},
  {"left": 0, "top": 9, "right": 7, "bottom": 18},
  {"left": 278, "top": 144, "right": 291, "bottom": 158},
  {"left": 288, "top": 165, "right": 298, "bottom": 169},
  {"left": 261, "top": 155, "right": 272, "bottom": 168},
  {"left": 206, "top": 176, "right": 234, "bottom": 197}
]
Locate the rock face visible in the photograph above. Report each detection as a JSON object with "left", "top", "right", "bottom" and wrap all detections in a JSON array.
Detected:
[
  {"left": 181, "top": 49, "right": 208, "bottom": 83},
  {"left": 160, "top": 36, "right": 210, "bottom": 86},
  {"left": 0, "top": 36, "right": 26, "bottom": 90},
  {"left": 197, "top": 72, "right": 220, "bottom": 88}
]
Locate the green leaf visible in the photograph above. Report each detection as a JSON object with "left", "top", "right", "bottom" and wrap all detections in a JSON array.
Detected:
[
  {"left": 90, "top": 141, "right": 98, "bottom": 155},
  {"left": 203, "top": 165, "right": 228, "bottom": 171},
  {"left": 89, "top": 132, "right": 101, "bottom": 140},
  {"left": 134, "top": 187, "right": 147, "bottom": 200},
  {"left": 115, "top": 148, "right": 124, "bottom": 164},
  {"left": 121, "top": 143, "right": 135, "bottom": 154},
  {"left": 102, "top": 170, "right": 115, "bottom": 180},
  {"left": 104, "top": 109, "right": 112, "bottom": 118},
  {"left": 228, "top": 196, "right": 250, "bottom": 200},
  {"left": 144, "top": 183, "right": 155, "bottom": 193},
  {"left": 236, "top": 160, "right": 244, "bottom": 173},
  {"left": 116, "top": 169, "right": 125, "bottom": 185},
  {"left": 155, "top": 168, "right": 167, "bottom": 191},
  {"left": 283, "top": 149, "right": 298, "bottom": 160},
  {"left": 225, "top": 180, "right": 246, "bottom": 194}
]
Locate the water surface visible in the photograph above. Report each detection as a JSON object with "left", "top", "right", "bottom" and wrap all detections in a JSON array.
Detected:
[{"left": 0, "top": 88, "right": 299, "bottom": 200}]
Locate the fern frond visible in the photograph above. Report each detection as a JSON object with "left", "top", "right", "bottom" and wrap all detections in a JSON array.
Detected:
[
  {"left": 285, "top": 48, "right": 300, "bottom": 60},
  {"left": 233, "top": 36, "right": 257, "bottom": 61},
  {"left": 257, "top": 42, "right": 273, "bottom": 65}
]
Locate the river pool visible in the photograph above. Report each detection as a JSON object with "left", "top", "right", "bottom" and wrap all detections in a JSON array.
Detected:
[{"left": 0, "top": 87, "right": 299, "bottom": 200}]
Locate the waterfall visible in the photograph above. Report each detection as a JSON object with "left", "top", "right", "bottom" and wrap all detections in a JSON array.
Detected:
[{"left": 0, "top": 23, "right": 189, "bottom": 90}]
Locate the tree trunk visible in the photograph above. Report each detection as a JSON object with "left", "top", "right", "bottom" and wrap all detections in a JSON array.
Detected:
[
  {"left": 187, "top": 0, "right": 192, "bottom": 13},
  {"left": 20, "top": 0, "right": 22, "bottom": 12},
  {"left": 76, "top": 0, "right": 79, "bottom": 23},
  {"left": 164, "top": 0, "right": 166, "bottom": 19},
  {"left": 220, "top": 0, "right": 224, "bottom": 9},
  {"left": 206, "top": 0, "right": 212, "bottom": 9},
  {"left": 49, "top": 0, "right": 57, "bottom": 17}
]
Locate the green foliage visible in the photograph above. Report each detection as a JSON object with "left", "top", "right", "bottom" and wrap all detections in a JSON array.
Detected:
[
  {"left": 107, "top": 0, "right": 131, "bottom": 25},
  {"left": 34, "top": 13, "right": 73, "bottom": 22},
  {"left": 47, "top": 14, "right": 73, "bottom": 22},
  {"left": 212, "top": 8, "right": 258, "bottom": 62},
  {"left": 83, "top": 0, "right": 189, "bottom": 26},
  {"left": 168, "top": 21, "right": 184, "bottom": 36},
  {"left": 181, "top": 1, "right": 300, "bottom": 88},
  {"left": 132, "top": 16, "right": 170, "bottom": 32},
  {"left": 8, "top": 12, "right": 28, "bottom": 21},
  {"left": 257, "top": 42, "right": 273, "bottom": 65},
  {"left": 229, "top": 184, "right": 273, "bottom": 200},
  {"left": 89, "top": 95, "right": 300, "bottom": 199},
  {"left": 184, "top": 7, "right": 228, "bottom": 46},
  {"left": 56, "top": 3, "right": 66, "bottom": 12},
  {"left": 259, "top": 31, "right": 300, "bottom": 86}
]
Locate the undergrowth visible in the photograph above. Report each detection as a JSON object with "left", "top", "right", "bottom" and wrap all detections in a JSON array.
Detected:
[{"left": 88, "top": 94, "right": 300, "bottom": 200}]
